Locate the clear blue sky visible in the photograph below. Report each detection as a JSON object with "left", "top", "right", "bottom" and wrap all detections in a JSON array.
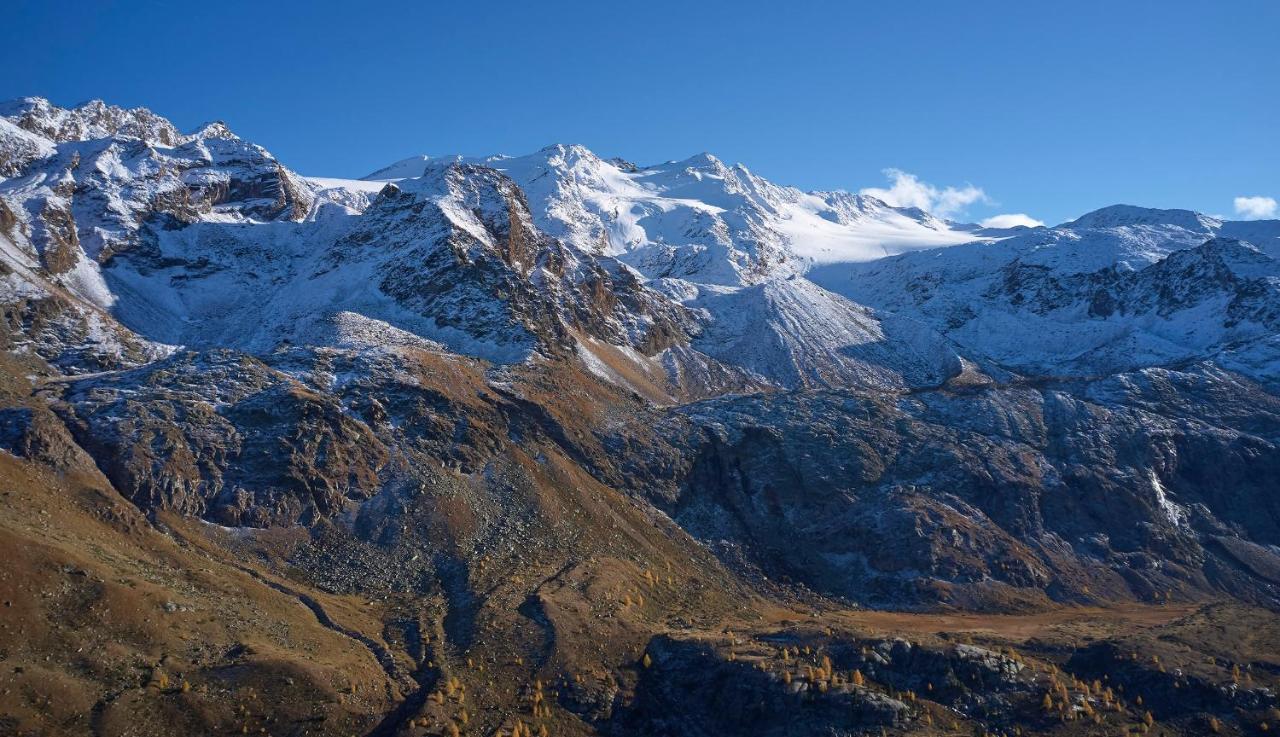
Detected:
[{"left": 2, "top": 0, "right": 1276, "bottom": 224}]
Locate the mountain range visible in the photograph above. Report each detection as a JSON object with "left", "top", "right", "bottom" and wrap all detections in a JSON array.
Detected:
[{"left": 2, "top": 97, "right": 1279, "bottom": 737}]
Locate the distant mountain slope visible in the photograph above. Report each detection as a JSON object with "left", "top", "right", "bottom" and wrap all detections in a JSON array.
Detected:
[{"left": 810, "top": 207, "right": 1280, "bottom": 383}]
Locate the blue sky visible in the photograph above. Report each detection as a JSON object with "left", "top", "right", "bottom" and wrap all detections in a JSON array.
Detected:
[{"left": 2, "top": 0, "right": 1276, "bottom": 225}]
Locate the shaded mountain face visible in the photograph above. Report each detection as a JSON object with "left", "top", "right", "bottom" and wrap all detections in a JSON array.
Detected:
[
  {"left": 670, "top": 365, "right": 1280, "bottom": 610},
  {"left": 3, "top": 97, "right": 1280, "bottom": 737}
]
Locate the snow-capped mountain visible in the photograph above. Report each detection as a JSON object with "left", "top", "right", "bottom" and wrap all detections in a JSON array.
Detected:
[
  {"left": 365, "top": 144, "right": 989, "bottom": 285},
  {"left": 0, "top": 98, "right": 324, "bottom": 371},
  {"left": 811, "top": 205, "right": 1280, "bottom": 383},
  {"left": 0, "top": 100, "right": 986, "bottom": 394},
  {"left": 358, "top": 144, "right": 1016, "bottom": 391},
  {"left": 4, "top": 97, "right": 1280, "bottom": 399},
  {"left": 102, "top": 161, "right": 701, "bottom": 365}
]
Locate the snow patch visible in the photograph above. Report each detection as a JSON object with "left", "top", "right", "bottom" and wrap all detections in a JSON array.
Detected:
[{"left": 1150, "top": 471, "right": 1188, "bottom": 529}]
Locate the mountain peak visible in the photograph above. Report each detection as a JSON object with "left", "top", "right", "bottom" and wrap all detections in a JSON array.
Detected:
[
  {"left": 362, "top": 154, "right": 438, "bottom": 181},
  {"left": 531, "top": 143, "right": 606, "bottom": 171},
  {"left": 0, "top": 95, "right": 183, "bottom": 147},
  {"left": 537, "top": 142, "right": 593, "bottom": 157},
  {"left": 0, "top": 96, "right": 57, "bottom": 119},
  {"left": 1064, "top": 204, "right": 1221, "bottom": 232},
  {"left": 673, "top": 151, "right": 726, "bottom": 170},
  {"left": 187, "top": 120, "right": 238, "bottom": 140}
]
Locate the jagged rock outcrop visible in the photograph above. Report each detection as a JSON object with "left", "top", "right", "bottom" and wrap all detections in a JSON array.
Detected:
[{"left": 55, "top": 351, "right": 391, "bottom": 525}]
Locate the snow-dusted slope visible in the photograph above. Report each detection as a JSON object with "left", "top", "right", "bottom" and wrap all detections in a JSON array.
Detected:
[
  {"left": 815, "top": 207, "right": 1280, "bottom": 382},
  {"left": 685, "top": 276, "right": 962, "bottom": 389},
  {"left": 368, "top": 144, "right": 987, "bottom": 285},
  {"left": 0, "top": 103, "right": 704, "bottom": 389},
  {"left": 0, "top": 97, "right": 185, "bottom": 147},
  {"left": 0, "top": 118, "right": 56, "bottom": 177},
  {"left": 0, "top": 98, "right": 315, "bottom": 307},
  {"left": 0, "top": 224, "right": 172, "bottom": 372},
  {"left": 362, "top": 144, "right": 989, "bottom": 390},
  {"left": 104, "top": 162, "right": 697, "bottom": 364},
  {"left": 304, "top": 176, "right": 389, "bottom": 217}
]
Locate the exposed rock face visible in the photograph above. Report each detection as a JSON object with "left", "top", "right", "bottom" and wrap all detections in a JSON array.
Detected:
[
  {"left": 0, "top": 97, "right": 184, "bottom": 146},
  {"left": 1066, "top": 638, "right": 1278, "bottom": 719},
  {"left": 34, "top": 201, "right": 80, "bottom": 273},
  {"left": 331, "top": 164, "right": 698, "bottom": 362},
  {"left": 0, "top": 258, "right": 164, "bottom": 372},
  {"left": 55, "top": 351, "right": 390, "bottom": 525},
  {"left": 667, "top": 365, "right": 1280, "bottom": 608},
  {"left": 832, "top": 638, "right": 1031, "bottom": 718}
]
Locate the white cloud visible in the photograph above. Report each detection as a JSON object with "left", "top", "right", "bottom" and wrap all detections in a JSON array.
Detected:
[
  {"left": 860, "top": 168, "right": 990, "bottom": 219},
  {"left": 1234, "top": 195, "right": 1277, "bottom": 220},
  {"left": 979, "top": 213, "right": 1045, "bottom": 229}
]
